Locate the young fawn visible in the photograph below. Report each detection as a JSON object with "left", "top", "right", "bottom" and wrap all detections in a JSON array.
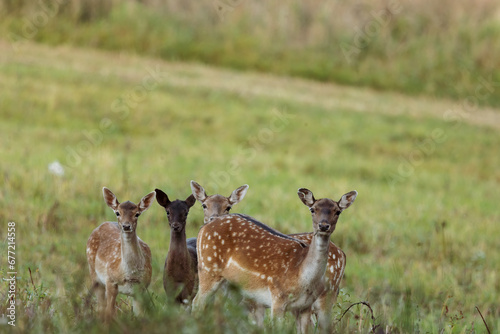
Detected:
[
  {"left": 154, "top": 188, "right": 197, "bottom": 304},
  {"left": 86, "top": 187, "right": 156, "bottom": 319},
  {"left": 193, "top": 188, "right": 357, "bottom": 333}
]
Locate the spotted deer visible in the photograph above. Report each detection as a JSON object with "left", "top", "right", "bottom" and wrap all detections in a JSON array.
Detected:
[
  {"left": 86, "top": 187, "right": 156, "bottom": 319},
  {"left": 193, "top": 181, "right": 348, "bottom": 330},
  {"left": 193, "top": 188, "right": 357, "bottom": 333},
  {"left": 190, "top": 180, "right": 249, "bottom": 224},
  {"left": 154, "top": 188, "right": 197, "bottom": 304}
]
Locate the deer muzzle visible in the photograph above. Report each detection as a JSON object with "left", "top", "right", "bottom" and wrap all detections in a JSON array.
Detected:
[
  {"left": 171, "top": 222, "right": 183, "bottom": 232},
  {"left": 122, "top": 223, "right": 132, "bottom": 232},
  {"left": 318, "top": 221, "right": 330, "bottom": 232}
]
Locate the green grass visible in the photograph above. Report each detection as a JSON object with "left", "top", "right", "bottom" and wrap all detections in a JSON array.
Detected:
[
  {"left": 1, "top": 0, "right": 500, "bottom": 107},
  {"left": 0, "top": 41, "right": 499, "bottom": 333}
]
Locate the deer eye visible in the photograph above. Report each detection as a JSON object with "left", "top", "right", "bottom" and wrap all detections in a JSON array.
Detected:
[
  {"left": 226, "top": 206, "right": 231, "bottom": 212},
  {"left": 336, "top": 210, "right": 341, "bottom": 216},
  {"left": 309, "top": 208, "right": 315, "bottom": 214},
  {"left": 115, "top": 212, "right": 120, "bottom": 217},
  {"left": 202, "top": 204, "right": 207, "bottom": 209},
  {"left": 135, "top": 213, "right": 140, "bottom": 218}
]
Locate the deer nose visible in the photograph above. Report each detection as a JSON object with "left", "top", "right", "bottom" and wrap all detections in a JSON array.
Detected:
[
  {"left": 319, "top": 221, "right": 330, "bottom": 232},
  {"left": 171, "top": 223, "right": 182, "bottom": 231},
  {"left": 122, "top": 223, "right": 132, "bottom": 231}
]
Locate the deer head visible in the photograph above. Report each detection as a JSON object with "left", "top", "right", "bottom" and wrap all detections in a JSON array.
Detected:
[
  {"left": 103, "top": 187, "right": 155, "bottom": 235},
  {"left": 190, "top": 180, "right": 249, "bottom": 224},
  {"left": 155, "top": 188, "right": 196, "bottom": 232},
  {"left": 298, "top": 188, "right": 357, "bottom": 236}
]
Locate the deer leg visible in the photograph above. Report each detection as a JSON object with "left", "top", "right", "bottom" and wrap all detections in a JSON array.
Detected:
[
  {"left": 295, "top": 309, "right": 312, "bottom": 334},
  {"left": 192, "top": 275, "right": 224, "bottom": 313},
  {"left": 243, "top": 299, "right": 266, "bottom": 326},
  {"left": 252, "top": 304, "right": 266, "bottom": 327},
  {"left": 94, "top": 283, "right": 106, "bottom": 316},
  {"left": 270, "top": 298, "right": 287, "bottom": 330},
  {"left": 105, "top": 282, "right": 118, "bottom": 321},
  {"left": 132, "top": 298, "right": 142, "bottom": 316},
  {"left": 314, "top": 290, "right": 335, "bottom": 334}
]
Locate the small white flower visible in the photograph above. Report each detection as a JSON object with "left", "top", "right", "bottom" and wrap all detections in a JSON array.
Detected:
[{"left": 48, "top": 161, "right": 64, "bottom": 176}]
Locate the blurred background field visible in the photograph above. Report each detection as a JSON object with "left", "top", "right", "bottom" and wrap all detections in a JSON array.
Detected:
[
  {"left": 0, "top": 0, "right": 500, "bottom": 333},
  {"left": 2, "top": 0, "right": 500, "bottom": 106}
]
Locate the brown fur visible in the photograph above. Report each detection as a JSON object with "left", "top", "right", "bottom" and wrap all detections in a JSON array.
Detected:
[
  {"left": 193, "top": 189, "right": 357, "bottom": 334},
  {"left": 155, "top": 188, "right": 197, "bottom": 304},
  {"left": 192, "top": 181, "right": 348, "bottom": 331},
  {"left": 86, "top": 188, "right": 155, "bottom": 320}
]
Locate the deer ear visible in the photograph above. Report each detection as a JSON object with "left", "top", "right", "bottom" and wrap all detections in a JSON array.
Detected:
[
  {"left": 190, "top": 180, "right": 207, "bottom": 203},
  {"left": 338, "top": 191, "right": 357, "bottom": 211},
  {"left": 138, "top": 191, "right": 156, "bottom": 213},
  {"left": 155, "top": 188, "right": 170, "bottom": 208},
  {"left": 297, "top": 188, "right": 315, "bottom": 207},
  {"left": 103, "top": 187, "right": 120, "bottom": 211},
  {"left": 185, "top": 194, "right": 196, "bottom": 208},
  {"left": 229, "top": 184, "right": 249, "bottom": 205}
]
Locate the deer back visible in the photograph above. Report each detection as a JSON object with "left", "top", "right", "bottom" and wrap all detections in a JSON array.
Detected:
[{"left": 198, "top": 214, "right": 307, "bottom": 285}]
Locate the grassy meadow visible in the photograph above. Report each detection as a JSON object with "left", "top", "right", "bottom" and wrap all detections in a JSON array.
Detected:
[
  {"left": 1, "top": 0, "right": 500, "bottom": 107},
  {"left": 0, "top": 39, "right": 499, "bottom": 333}
]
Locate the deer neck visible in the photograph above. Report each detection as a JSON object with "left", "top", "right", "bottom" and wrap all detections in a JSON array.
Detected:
[
  {"left": 299, "top": 232, "right": 330, "bottom": 284},
  {"left": 170, "top": 228, "right": 187, "bottom": 244},
  {"left": 120, "top": 231, "right": 145, "bottom": 270},
  {"left": 168, "top": 229, "right": 190, "bottom": 261}
]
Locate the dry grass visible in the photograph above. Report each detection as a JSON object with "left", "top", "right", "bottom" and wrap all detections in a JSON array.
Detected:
[{"left": 2, "top": 0, "right": 500, "bottom": 106}]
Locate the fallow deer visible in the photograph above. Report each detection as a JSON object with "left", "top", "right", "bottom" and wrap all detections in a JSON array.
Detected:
[
  {"left": 86, "top": 187, "right": 156, "bottom": 320},
  {"left": 193, "top": 181, "right": 348, "bottom": 330},
  {"left": 190, "top": 180, "right": 249, "bottom": 224},
  {"left": 192, "top": 188, "right": 357, "bottom": 333},
  {"left": 154, "top": 188, "right": 197, "bottom": 304}
]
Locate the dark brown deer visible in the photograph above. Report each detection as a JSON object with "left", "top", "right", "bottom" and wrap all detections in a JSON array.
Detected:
[
  {"left": 193, "top": 188, "right": 357, "bottom": 333},
  {"left": 155, "top": 189, "right": 197, "bottom": 304},
  {"left": 86, "top": 187, "right": 156, "bottom": 320}
]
